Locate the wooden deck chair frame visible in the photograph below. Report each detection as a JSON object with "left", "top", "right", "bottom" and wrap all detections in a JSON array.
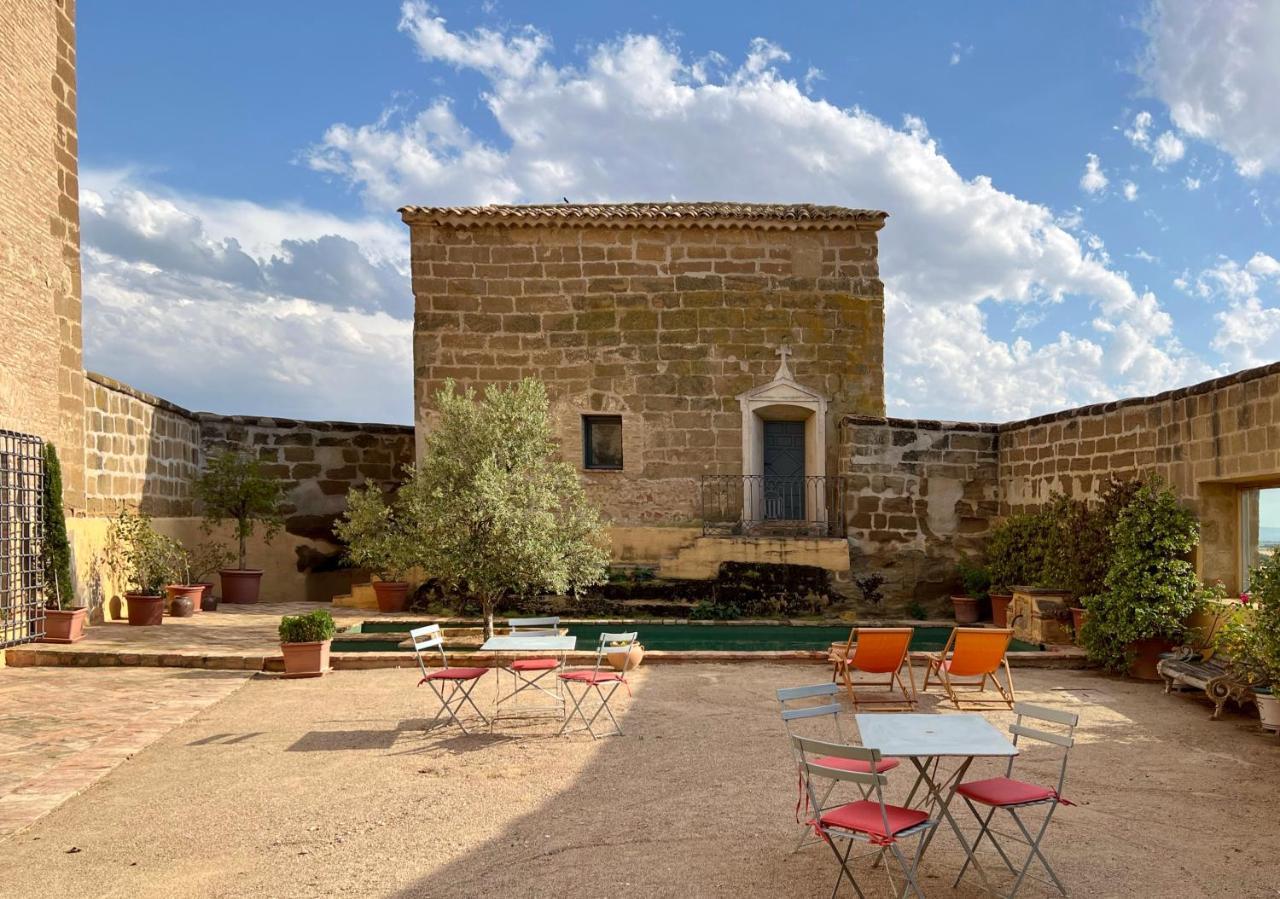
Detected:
[
  {"left": 924, "top": 627, "right": 1016, "bottom": 710},
  {"left": 830, "top": 627, "right": 918, "bottom": 711},
  {"left": 793, "top": 735, "right": 935, "bottom": 899},
  {"left": 954, "top": 702, "right": 1079, "bottom": 898}
]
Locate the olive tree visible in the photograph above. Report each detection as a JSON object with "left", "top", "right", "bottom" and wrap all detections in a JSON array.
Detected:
[{"left": 404, "top": 379, "right": 610, "bottom": 637}]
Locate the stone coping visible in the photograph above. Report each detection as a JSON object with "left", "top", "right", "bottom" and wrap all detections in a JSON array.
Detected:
[
  {"left": 399, "top": 202, "right": 888, "bottom": 231},
  {"left": 355, "top": 616, "right": 963, "bottom": 629}
]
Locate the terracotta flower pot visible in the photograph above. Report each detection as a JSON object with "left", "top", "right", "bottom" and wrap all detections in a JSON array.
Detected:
[
  {"left": 280, "top": 640, "right": 331, "bottom": 678},
  {"left": 990, "top": 594, "right": 1013, "bottom": 628},
  {"left": 1069, "top": 607, "right": 1087, "bottom": 642},
  {"left": 166, "top": 584, "right": 202, "bottom": 618},
  {"left": 126, "top": 593, "right": 165, "bottom": 626},
  {"left": 42, "top": 608, "right": 86, "bottom": 643},
  {"left": 372, "top": 580, "right": 410, "bottom": 613},
  {"left": 950, "top": 595, "right": 980, "bottom": 625},
  {"left": 197, "top": 582, "right": 218, "bottom": 612},
  {"left": 606, "top": 643, "right": 644, "bottom": 671},
  {"left": 1128, "top": 636, "right": 1175, "bottom": 680},
  {"left": 219, "top": 569, "right": 264, "bottom": 604}
]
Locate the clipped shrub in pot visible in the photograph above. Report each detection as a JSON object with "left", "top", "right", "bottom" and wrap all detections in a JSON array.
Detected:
[
  {"left": 951, "top": 561, "right": 990, "bottom": 624},
  {"left": 39, "top": 444, "right": 85, "bottom": 643},
  {"left": 278, "top": 609, "right": 336, "bottom": 678},
  {"left": 104, "top": 509, "right": 180, "bottom": 626},
  {"left": 195, "top": 452, "right": 284, "bottom": 604},
  {"left": 1079, "top": 478, "right": 1206, "bottom": 678},
  {"left": 335, "top": 484, "right": 416, "bottom": 613}
]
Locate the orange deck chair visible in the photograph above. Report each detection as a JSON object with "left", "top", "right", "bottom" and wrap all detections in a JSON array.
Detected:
[
  {"left": 828, "top": 627, "right": 917, "bottom": 711},
  {"left": 923, "top": 627, "right": 1016, "bottom": 710}
]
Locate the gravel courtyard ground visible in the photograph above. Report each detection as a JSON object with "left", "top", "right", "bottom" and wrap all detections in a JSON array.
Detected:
[{"left": 0, "top": 663, "right": 1275, "bottom": 898}]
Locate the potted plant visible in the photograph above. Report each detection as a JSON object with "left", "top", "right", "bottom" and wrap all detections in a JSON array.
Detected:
[
  {"left": 104, "top": 509, "right": 180, "bottom": 626},
  {"left": 1218, "top": 557, "right": 1280, "bottom": 731},
  {"left": 278, "top": 609, "right": 336, "bottom": 678},
  {"left": 164, "top": 546, "right": 203, "bottom": 618},
  {"left": 605, "top": 637, "right": 645, "bottom": 671},
  {"left": 39, "top": 444, "right": 85, "bottom": 643},
  {"left": 951, "top": 560, "right": 990, "bottom": 624},
  {"left": 186, "top": 542, "right": 235, "bottom": 612},
  {"left": 335, "top": 484, "right": 416, "bottom": 613},
  {"left": 195, "top": 452, "right": 284, "bottom": 604},
  {"left": 1079, "top": 478, "right": 1205, "bottom": 679},
  {"left": 989, "top": 585, "right": 1014, "bottom": 628}
]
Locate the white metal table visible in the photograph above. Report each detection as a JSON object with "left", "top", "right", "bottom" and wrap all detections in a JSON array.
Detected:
[
  {"left": 480, "top": 635, "right": 577, "bottom": 722},
  {"left": 856, "top": 712, "right": 1018, "bottom": 896}
]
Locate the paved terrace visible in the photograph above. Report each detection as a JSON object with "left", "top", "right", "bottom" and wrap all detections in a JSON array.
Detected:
[
  {"left": 4, "top": 603, "right": 1086, "bottom": 672},
  {"left": 0, "top": 663, "right": 1273, "bottom": 898}
]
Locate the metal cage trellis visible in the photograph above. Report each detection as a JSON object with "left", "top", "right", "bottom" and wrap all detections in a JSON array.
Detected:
[{"left": 0, "top": 429, "right": 45, "bottom": 648}]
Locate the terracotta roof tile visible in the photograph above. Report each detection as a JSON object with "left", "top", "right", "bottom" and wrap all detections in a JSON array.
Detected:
[{"left": 399, "top": 202, "right": 887, "bottom": 229}]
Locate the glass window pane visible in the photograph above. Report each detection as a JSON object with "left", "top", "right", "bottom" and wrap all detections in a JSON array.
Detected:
[
  {"left": 584, "top": 416, "right": 623, "bottom": 469},
  {"left": 1242, "top": 487, "right": 1280, "bottom": 589}
]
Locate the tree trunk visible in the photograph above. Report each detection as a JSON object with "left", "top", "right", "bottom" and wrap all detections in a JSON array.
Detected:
[
  {"left": 238, "top": 528, "right": 247, "bottom": 571},
  {"left": 484, "top": 598, "right": 496, "bottom": 641}
]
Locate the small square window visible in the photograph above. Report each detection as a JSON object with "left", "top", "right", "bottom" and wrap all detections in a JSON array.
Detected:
[{"left": 583, "top": 415, "right": 624, "bottom": 470}]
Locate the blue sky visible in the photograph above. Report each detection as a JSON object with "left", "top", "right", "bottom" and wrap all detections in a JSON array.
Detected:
[{"left": 77, "top": 1, "right": 1280, "bottom": 423}]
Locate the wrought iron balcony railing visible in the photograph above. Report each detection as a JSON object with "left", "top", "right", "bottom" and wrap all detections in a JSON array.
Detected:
[{"left": 699, "top": 474, "right": 846, "bottom": 538}]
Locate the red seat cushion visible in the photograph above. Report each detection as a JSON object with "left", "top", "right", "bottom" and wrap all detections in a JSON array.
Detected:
[
  {"left": 512, "top": 658, "right": 559, "bottom": 672},
  {"left": 559, "top": 670, "right": 626, "bottom": 685},
  {"left": 820, "top": 800, "right": 929, "bottom": 840},
  {"left": 422, "top": 667, "right": 488, "bottom": 681},
  {"left": 813, "top": 755, "right": 900, "bottom": 775},
  {"left": 957, "top": 777, "right": 1056, "bottom": 807}
]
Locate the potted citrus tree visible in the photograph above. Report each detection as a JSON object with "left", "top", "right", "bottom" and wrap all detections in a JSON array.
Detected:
[
  {"left": 335, "top": 483, "right": 415, "bottom": 613},
  {"left": 104, "top": 509, "right": 180, "bottom": 626},
  {"left": 1079, "top": 478, "right": 1205, "bottom": 678},
  {"left": 194, "top": 452, "right": 284, "bottom": 604},
  {"left": 39, "top": 444, "right": 85, "bottom": 643},
  {"left": 165, "top": 546, "right": 204, "bottom": 618},
  {"left": 951, "top": 560, "right": 990, "bottom": 624},
  {"left": 278, "top": 609, "right": 336, "bottom": 678}
]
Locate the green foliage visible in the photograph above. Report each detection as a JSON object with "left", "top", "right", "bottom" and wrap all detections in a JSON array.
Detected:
[
  {"left": 184, "top": 542, "right": 236, "bottom": 583},
  {"left": 906, "top": 599, "right": 927, "bottom": 620},
  {"left": 855, "top": 573, "right": 886, "bottom": 605},
  {"left": 690, "top": 599, "right": 741, "bottom": 620},
  {"left": 402, "top": 379, "right": 610, "bottom": 636},
  {"left": 278, "top": 609, "right": 336, "bottom": 644},
  {"left": 1217, "top": 553, "right": 1280, "bottom": 686},
  {"left": 985, "top": 512, "right": 1051, "bottom": 591},
  {"left": 334, "top": 484, "right": 416, "bottom": 581},
  {"left": 194, "top": 452, "right": 284, "bottom": 570},
  {"left": 104, "top": 508, "right": 182, "bottom": 596},
  {"left": 956, "top": 560, "right": 991, "bottom": 601},
  {"left": 41, "top": 444, "right": 73, "bottom": 609},
  {"left": 1079, "top": 478, "right": 1206, "bottom": 672}
]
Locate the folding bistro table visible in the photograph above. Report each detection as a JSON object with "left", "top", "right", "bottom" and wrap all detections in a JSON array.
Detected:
[
  {"left": 480, "top": 634, "right": 577, "bottom": 722},
  {"left": 856, "top": 712, "right": 1018, "bottom": 895}
]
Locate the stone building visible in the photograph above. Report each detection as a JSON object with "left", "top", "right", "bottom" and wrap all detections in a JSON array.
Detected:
[{"left": 401, "top": 202, "right": 888, "bottom": 581}]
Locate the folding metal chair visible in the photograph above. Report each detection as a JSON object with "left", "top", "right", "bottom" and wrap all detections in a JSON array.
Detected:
[
  {"left": 500, "top": 616, "right": 564, "bottom": 713},
  {"left": 792, "top": 735, "right": 936, "bottom": 899},
  {"left": 557, "top": 631, "right": 637, "bottom": 739},
  {"left": 954, "top": 702, "right": 1079, "bottom": 898},
  {"left": 410, "top": 624, "right": 489, "bottom": 735},
  {"left": 923, "top": 627, "right": 1016, "bottom": 710},
  {"left": 776, "top": 683, "right": 900, "bottom": 853},
  {"left": 829, "top": 627, "right": 918, "bottom": 711}
]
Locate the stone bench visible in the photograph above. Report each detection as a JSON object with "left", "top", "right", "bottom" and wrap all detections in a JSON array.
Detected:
[{"left": 1157, "top": 649, "right": 1256, "bottom": 720}]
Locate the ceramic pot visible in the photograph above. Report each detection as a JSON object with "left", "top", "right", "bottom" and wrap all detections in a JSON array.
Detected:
[
  {"left": 372, "top": 580, "right": 410, "bottom": 614},
  {"left": 219, "top": 569, "right": 263, "bottom": 604},
  {"left": 990, "top": 594, "right": 1013, "bottom": 628},
  {"left": 126, "top": 593, "right": 165, "bottom": 626},
  {"left": 606, "top": 643, "right": 644, "bottom": 671},
  {"left": 197, "top": 582, "right": 218, "bottom": 612},
  {"left": 42, "top": 608, "right": 86, "bottom": 643},
  {"left": 951, "top": 595, "right": 980, "bottom": 625},
  {"left": 166, "top": 584, "right": 202, "bottom": 618},
  {"left": 1256, "top": 693, "right": 1280, "bottom": 733},
  {"left": 280, "top": 640, "right": 331, "bottom": 678},
  {"left": 1128, "top": 636, "right": 1175, "bottom": 680}
]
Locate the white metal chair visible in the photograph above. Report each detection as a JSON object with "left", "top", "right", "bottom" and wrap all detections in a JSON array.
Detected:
[
  {"left": 410, "top": 624, "right": 489, "bottom": 734},
  {"left": 775, "top": 683, "right": 901, "bottom": 852},
  {"left": 557, "top": 631, "right": 637, "bottom": 739},
  {"left": 502, "top": 616, "right": 564, "bottom": 709},
  {"left": 954, "top": 702, "right": 1079, "bottom": 897},
  {"left": 793, "top": 735, "right": 936, "bottom": 898}
]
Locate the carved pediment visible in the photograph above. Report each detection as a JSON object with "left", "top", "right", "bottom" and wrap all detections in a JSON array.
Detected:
[{"left": 738, "top": 378, "right": 824, "bottom": 405}]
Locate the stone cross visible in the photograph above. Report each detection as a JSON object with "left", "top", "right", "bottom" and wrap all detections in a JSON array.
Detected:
[{"left": 775, "top": 344, "right": 794, "bottom": 380}]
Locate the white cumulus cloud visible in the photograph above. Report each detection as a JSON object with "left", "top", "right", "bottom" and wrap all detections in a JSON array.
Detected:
[
  {"left": 305, "top": 5, "right": 1204, "bottom": 421},
  {"left": 1079, "top": 154, "right": 1109, "bottom": 194}
]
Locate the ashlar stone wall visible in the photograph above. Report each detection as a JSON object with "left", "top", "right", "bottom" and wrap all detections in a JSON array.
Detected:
[
  {"left": 404, "top": 204, "right": 887, "bottom": 526},
  {"left": 0, "top": 0, "right": 85, "bottom": 508}
]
